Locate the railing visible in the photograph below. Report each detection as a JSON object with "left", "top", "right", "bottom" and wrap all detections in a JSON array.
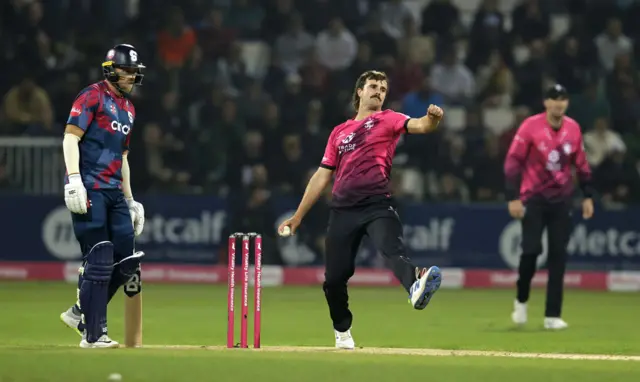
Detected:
[{"left": 0, "top": 137, "right": 64, "bottom": 195}]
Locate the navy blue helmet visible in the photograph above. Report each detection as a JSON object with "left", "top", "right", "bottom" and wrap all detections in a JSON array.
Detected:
[{"left": 102, "top": 44, "right": 145, "bottom": 90}]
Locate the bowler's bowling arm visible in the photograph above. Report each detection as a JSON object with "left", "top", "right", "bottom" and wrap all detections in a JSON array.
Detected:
[
  {"left": 293, "top": 167, "right": 333, "bottom": 221},
  {"left": 62, "top": 125, "right": 85, "bottom": 175},
  {"left": 406, "top": 115, "right": 439, "bottom": 134}
]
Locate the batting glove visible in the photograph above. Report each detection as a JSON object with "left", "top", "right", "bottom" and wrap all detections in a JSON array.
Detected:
[
  {"left": 64, "top": 174, "right": 88, "bottom": 214},
  {"left": 126, "top": 198, "right": 145, "bottom": 236}
]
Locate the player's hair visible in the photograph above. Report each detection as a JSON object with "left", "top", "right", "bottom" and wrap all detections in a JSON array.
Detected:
[{"left": 352, "top": 70, "right": 388, "bottom": 111}]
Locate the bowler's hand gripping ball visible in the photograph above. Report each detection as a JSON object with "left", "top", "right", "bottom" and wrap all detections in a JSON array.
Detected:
[{"left": 279, "top": 226, "right": 291, "bottom": 237}]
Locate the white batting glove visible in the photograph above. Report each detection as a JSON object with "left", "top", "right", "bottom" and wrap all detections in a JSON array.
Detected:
[
  {"left": 126, "top": 198, "right": 145, "bottom": 236},
  {"left": 64, "top": 174, "right": 88, "bottom": 214}
]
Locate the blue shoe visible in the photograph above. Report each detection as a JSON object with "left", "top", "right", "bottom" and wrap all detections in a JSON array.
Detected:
[{"left": 408, "top": 266, "right": 442, "bottom": 310}]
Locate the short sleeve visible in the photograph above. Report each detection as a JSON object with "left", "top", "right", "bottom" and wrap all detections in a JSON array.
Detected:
[
  {"left": 67, "top": 87, "right": 100, "bottom": 132},
  {"left": 124, "top": 132, "right": 132, "bottom": 152},
  {"left": 386, "top": 111, "right": 410, "bottom": 135},
  {"left": 123, "top": 106, "right": 135, "bottom": 152},
  {"left": 320, "top": 128, "right": 338, "bottom": 170}
]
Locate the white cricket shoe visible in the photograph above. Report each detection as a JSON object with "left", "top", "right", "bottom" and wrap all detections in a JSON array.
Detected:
[
  {"left": 60, "top": 307, "right": 83, "bottom": 336},
  {"left": 511, "top": 300, "right": 527, "bottom": 325},
  {"left": 80, "top": 334, "right": 119, "bottom": 349},
  {"left": 334, "top": 329, "right": 355, "bottom": 350},
  {"left": 544, "top": 317, "right": 568, "bottom": 330},
  {"left": 409, "top": 266, "right": 442, "bottom": 310}
]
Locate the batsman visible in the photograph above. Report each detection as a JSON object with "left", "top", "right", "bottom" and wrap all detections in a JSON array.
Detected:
[{"left": 58, "top": 44, "right": 146, "bottom": 348}]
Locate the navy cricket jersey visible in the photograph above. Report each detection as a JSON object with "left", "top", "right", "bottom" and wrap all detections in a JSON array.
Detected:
[{"left": 65, "top": 81, "right": 136, "bottom": 190}]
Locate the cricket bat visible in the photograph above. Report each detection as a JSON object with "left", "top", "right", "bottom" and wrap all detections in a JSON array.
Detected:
[
  {"left": 124, "top": 293, "right": 142, "bottom": 347},
  {"left": 122, "top": 252, "right": 144, "bottom": 348}
]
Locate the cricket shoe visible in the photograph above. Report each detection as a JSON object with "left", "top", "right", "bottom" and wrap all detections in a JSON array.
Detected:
[
  {"left": 80, "top": 334, "right": 119, "bottom": 349},
  {"left": 409, "top": 266, "right": 442, "bottom": 310},
  {"left": 544, "top": 317, "right": 568, "bottom": 330},
  {"left": 334, "top": 329, "right": 355, "bottom": 350},
  {"left": 511, "top": 300, "right": 527, "bottom": 325},
  {"left": 60, "top": 306, "right": 84, "bottom": 336}
]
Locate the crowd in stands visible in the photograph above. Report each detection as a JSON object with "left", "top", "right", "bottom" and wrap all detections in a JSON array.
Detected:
[{"left": 1, "top": 0, "right": 639, "bottom": 209}]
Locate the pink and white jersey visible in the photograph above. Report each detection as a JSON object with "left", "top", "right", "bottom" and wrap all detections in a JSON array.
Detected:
[
  {"left": 504, "top": 113, "right": 592, "bottom": 203},
  {"left": 320, "top": 109, "right": 409, "bottom": 208}
]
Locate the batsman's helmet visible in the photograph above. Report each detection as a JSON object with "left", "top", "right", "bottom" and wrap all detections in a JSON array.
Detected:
[{"left": 102, "top": 44, "right": 145, "bottom": 91}]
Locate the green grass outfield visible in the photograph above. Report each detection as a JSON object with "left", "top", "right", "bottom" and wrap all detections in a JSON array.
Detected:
[{"left": 1, "top": 282, "right": 639, "bottom": 381}]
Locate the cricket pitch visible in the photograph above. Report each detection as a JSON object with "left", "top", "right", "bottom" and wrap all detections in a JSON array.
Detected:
[{"left": 145, "top": 344, "right": 640, "bottom": 361}]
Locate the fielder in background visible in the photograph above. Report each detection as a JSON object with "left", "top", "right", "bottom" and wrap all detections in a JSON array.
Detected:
[
  {"left": 504, "top": 84, "right": 594, "bottom": 330},
  {"left": 278, "top": 70, "right": 444, "bottom": 349},
  {"left": 59, "top": 44, "right": 146, "bottom": 348}
]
